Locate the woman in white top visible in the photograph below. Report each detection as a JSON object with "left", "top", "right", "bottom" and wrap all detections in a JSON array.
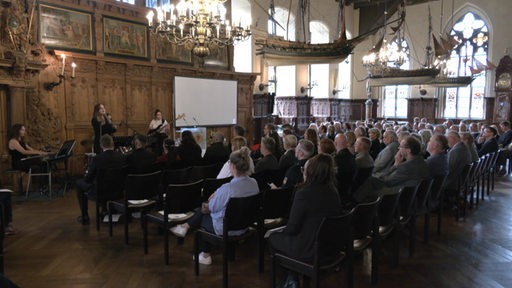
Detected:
[
  {"left": 217, "top": 136, "right": 254, "bottom": 178},
  {"left": 147, "top": 109, "right": 169, "bottom": 155}
]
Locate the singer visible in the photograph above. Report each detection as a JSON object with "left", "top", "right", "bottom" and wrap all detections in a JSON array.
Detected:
[{"left": 91, "top": 103, "right": 117, "bottom": 154}]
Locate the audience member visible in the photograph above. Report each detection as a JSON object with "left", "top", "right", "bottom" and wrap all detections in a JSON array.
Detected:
[
  {"left": 318, "top": 138, "right": 336, "bottom": 156},
  {"left": 169, "top": 147, "right": 259, "bottom": 265},
  {"left": 334, "top": 133, "right": 356, "bottom": 201},
  {"left": 373, "top": 130, "right": 399, "bottom": 177},
  {"left": 176, "top": 130, "right": 203, "bottom": 167},
  {"left": 368, "top": 128, "right": 382, "bottom": 159},
  {"left": 126, "top": 134, "right": 157, "bottom": 174},
  {"left": 75, "top": 135, "right": 126, "bottom": 225},
  {"left": 203, "top": 132, "right": 229, "bottom": 164},
  {"left": 445, "top": 131, "right": 471, "bottom": 191},
  {"left": 460, "top": 132, "right": 479, "bottom": 163},
  {"left": 217, "top": 136, "right": 254, "bottom": 179},
  {"left": 477, "top": 126, "right": 499, "bottom": 157},
  {"left": 254, "top": 137, "right": 279, "bottom": 173},
  {"left": 279, "top": 134, "right": 298, "bottom": 171},
  {"left": 354, "top": 137, "right": 374, "bottom": 169},
  {"left": 426, "top": 134, "right": 449, "bottom": 178},
  {"left": 280, "top": 139, "right": 314, "bottom": 189}
]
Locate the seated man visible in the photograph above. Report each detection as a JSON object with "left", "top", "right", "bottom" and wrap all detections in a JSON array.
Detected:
[
  {"left": 126, "top": 134, "right": 157, "bottom": 174},
  {"left": 254, "top": 137, "right": 279, "bottom": 173},
  {"left": 477, "top": 126, "right": 499, "bottom": 157},
  {"left": 426, "top": 134, "right": 449, "bottom": 179},
  {"left": 75, "top": 135, "right": 126, "bottom": 225},
  {"left": 280, "top": 139, "right": 314, "bottom": 189},
  {"left": 372, "top": 130, "right": 399, "bottom": 177},
  {"left": 353, "top": 136, "right": 430, "bottom": 203},
  {"left": 445, "top": 131, "right": 471, "bottom": 192},
  {"left": 354, "top": 136, "right": 374, "bottom": 169}
]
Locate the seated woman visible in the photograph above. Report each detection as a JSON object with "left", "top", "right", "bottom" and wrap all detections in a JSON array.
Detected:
[
  {"left": 8, "top": 124, "right": 47, "bottom": 171},
  {"left": 176, "top": 130, "right": 203, "bottom": 167},
  {"left": 268, "top": 154, "right": 343, "bottom": 285},
  {"left": 6, "top": 124, "right": 47, "bottom": 235},
  {"left": 217, "top": 136, "right": 254, "bottom": 179},
  {"left": 170, "top": 147, "right": 259, "bottom": 265}
]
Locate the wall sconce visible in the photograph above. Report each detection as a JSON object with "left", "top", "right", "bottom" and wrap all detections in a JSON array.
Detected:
[
  {"left": 258, "top": 83, "right": 269, "bottom": 91},
  {"left": 44, "top": 54, "right": 76, "bottom": 91},
  {"left": 300, "top": 81, "right": 317, "bottom": 94},
  {"left": 332, "top": 89, "right": 343, "bottom": 95}
]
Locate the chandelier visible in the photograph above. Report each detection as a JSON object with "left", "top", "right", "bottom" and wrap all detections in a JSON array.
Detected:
[{"left": 146, "top": 0, "right": 252, "bottom": 58}]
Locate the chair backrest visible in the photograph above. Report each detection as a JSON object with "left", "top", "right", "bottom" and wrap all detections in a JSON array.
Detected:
[
  {"left": 352, "top": 167, "right": 374, "bottom": 194},
  {"left": 251, "top": 169, "right": 282, "bottom": 191},
  {"left": 315, "top": 209, "right": 354, "bottom": 263},
  {"left": 490, "top": 150, "right": 501, "bottom": 168},
  {"left": 352, "top": 197, "right": 381, "bottom": 240},
  {"left": 378, "top": 190, "right": 401, "bottom": 227},
  {"left": 414, "top": 178, "right": 434, "bottom": 213},
  {"left": 165, "top": 180, "right": 204, "bottom": 213},
  {"left": 399, "top": 183, "right": 421, "bottom": 217},
  {"left": 457, "top": 163, "right": 473, "bottom": 191},
  {"left": 124, "top": 171, "right": 162, "bottom": 200},
  {"left": 189, "top": 163, "right": 222, "bottom": 182},
  {"left": 223, "top": 193, "right": 263, "bottom": 234},
  {"left": 162, "top": 167, "right": 191, "bottom": 185},
  {"left": 262, "top": 187, "right": 295, "bottom": 220},
  {"left": 202, "top": 177, "right": 232, "bottom": 201},
  {"left": 96, "top": 167, "right": 127, "bottom": 202},
  {"left": 428, "top": 175, "right": 447, "bottom": 210}
]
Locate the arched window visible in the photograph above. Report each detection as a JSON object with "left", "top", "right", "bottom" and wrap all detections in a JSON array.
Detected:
[
  {"left": 309, "top": 21, "right": 329, "bottom": 98},
  {"left": 268, "top": 7, "right": 296, "bottom": 96},
  {"left": 382, "top": 39, "right": 410, "bottom": 118},
  {"left": 443, "top": 12, "right": 489, "bottom": 119}
]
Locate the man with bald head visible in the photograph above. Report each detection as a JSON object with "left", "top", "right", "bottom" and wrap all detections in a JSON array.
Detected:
[
  {"left": 445, "top": 131, "right": 471, "bottom": 191},
  {"left": 426, "top": 134, "right": 449, "bottom": 178},
  {"left": 334, "top": 133, "right": 356, "bottom": 200}
]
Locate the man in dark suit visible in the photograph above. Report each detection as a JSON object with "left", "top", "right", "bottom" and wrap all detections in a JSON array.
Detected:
[
  {"left": 280, "top": 139, "right": 314, "bottom": 189},
  {"left": 203, "top": 132, "right": 229, "bottom": 164},
  {"left": 426, "top": 134, "right": 449, "bottom": 179},
  {"left": 278, "top": 134, "right": 298, "bottom": 171},
  {"left": 254, "top": 137, "right": 279, "bottom": 173},
  {"left": 334, "top": 133, "right": 356, "bottom": 201},
  {"left": 477, "top": 126, "right": 499, "bottom": 157},
  {"left": 76, "top": 135, "right": 126, "bottom": 225},
  {"left": 126, "top": 134, "right": 157, "bottom": 174}
]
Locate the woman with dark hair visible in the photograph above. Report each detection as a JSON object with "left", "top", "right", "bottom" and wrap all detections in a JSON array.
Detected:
[
  {"left": 170, "top": 147, "right": 259, "bottom": 265},
  {"left": 268, "top": 154, "right": 342, "bottom": 285},
  {"left": 176, "top": 130, "right": 202, "bottom": 167},
  {"left": 91, "top": 103, "right": 117, "bottom": 154},
  {"left": 8, "top": 124, "right": 47, "bottom": 171}
]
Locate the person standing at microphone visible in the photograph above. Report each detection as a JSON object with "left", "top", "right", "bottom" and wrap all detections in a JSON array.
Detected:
[{"left": 91, "top": 103, "right": 117, "bottom": 154}]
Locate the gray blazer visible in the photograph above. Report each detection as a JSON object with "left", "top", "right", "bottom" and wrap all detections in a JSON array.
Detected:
[
  {"left": 373, "top": 141, "right": 399, "bottom": 177},
  {"left": 446, "top": 142, "right": 471, "bottom": 189}
]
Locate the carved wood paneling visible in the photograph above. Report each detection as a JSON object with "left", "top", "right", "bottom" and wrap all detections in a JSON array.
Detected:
[{"left": 407, "top": 98, "right": 437, "bottom": 122}]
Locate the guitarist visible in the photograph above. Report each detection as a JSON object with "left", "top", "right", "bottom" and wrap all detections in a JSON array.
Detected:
[{"left": 147, "top": 109, "right": 169, "bottom": 155}]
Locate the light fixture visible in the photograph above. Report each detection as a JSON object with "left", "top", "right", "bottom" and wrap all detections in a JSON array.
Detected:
[
  {"left": 44, "top": 54, "right": 76, "bottom": 91},
  {"left": 146, "top": 0, "right": 251, "bottom": 58}
]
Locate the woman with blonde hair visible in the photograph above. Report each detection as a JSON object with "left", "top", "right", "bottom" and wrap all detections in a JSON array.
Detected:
[
  {"left": 217, "top": 136, "right": 254, "bottom": 178},
  {"left": 91, "top": 103, "right": 117, "bottom": 154}
]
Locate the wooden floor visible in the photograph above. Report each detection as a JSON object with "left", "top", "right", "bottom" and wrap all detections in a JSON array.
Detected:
[{"left": 3, "top": 175, "right": 512, "bottom": 288}]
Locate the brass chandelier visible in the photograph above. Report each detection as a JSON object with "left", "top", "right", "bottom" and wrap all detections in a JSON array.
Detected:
[{"left": 146, "top": 0, "right": 251, "bottom": 58}]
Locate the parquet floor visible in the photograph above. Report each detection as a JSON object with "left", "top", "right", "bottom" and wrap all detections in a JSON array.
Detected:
[{"left": 3, "top": 175, "right": 512, "bottom": 287}]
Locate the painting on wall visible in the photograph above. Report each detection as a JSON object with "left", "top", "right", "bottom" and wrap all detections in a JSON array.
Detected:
[
  {"left": 103, "top": 17, "right": 148, "bottom": 59},
  {"left": 38, "top": 4, "right": 94, "bottom": 52},
  {"left": 155, "top": 37, "right": 192, "bottom": 64}
]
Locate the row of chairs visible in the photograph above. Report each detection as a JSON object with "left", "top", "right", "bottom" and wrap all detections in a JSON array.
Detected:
[
  {"left": 455, "top": 150, "right": 501, "bottom": 220},
  {"left": 272, "top": 174, "right": 448, "bottom": 288}
]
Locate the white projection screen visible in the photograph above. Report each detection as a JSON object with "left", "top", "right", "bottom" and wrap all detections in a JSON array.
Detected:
[{"left": 174, "top": 76, "right": 238, "bottom": 128}]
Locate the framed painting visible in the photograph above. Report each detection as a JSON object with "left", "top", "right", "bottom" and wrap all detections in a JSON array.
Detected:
[
  {"left": 203, "top": 46, "right": 229, "bottom": 69},
  {"left": 156, "top": 37, "right": 192, "bottom": 64},
  {"left": 103, "top": 17, "right": 148, "bottom": 59},
  {"left": 38, "top": 4, "right": 94, "bottom": 52}
]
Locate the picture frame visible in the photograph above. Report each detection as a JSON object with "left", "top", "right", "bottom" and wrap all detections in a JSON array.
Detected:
[
  {"left": 103, "top": 17, "right": 148, "bottom": 59},
  {"left": 38, "top": 4, "right": 94, "bottom": 53},
  {"left": 155, "top": 36, "right": 192, "bottom": 64},
  {"left": 203, "top": 46, "right": 229, "bottom": 69}
]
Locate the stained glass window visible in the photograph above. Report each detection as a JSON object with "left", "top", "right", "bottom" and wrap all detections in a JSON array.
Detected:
[{"left": 382, "top": 39, "right": 410, "bottom": 118}]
